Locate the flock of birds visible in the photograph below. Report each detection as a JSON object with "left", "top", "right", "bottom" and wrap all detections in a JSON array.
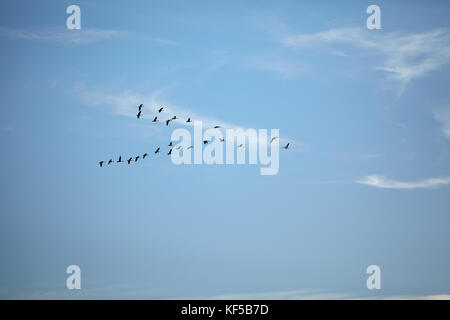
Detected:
[{"left": 99, "top": 104, "right": 290, "bottom": 167}]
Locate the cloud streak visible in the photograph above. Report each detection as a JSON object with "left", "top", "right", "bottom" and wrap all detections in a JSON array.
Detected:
[
  {"left": 434, "top": 107, "right": 450, "bottom": 140},
  {"left": 357, "top": 174, "right": 450, "bottom": 189}
]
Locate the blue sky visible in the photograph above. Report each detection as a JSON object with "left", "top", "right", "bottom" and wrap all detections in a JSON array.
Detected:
[{"left": 1, "top": 0, "right": 450, "bottom": 299}]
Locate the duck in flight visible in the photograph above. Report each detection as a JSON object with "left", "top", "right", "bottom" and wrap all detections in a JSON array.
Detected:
[
  {"left": 176, "top": 145, "right": 182, "bottom": 150},
  {"left": 143, "top": 153, "right": 148, "bottom": 159},
  {"left": 127, "top": 157, "right": 132, "bottom": 164},
  {"left": 187, "top": 146, "right": 193, "bottom": 150},
  {"left": 219, "top": 138, "right": 225, "bottom": 142},
  {"left": 203, "top": 140, "right": 209, "bottom": 144},
  {"left": 214, "top": 125, "right": 221, "bottom": 129},
  {"left": 166, "top": 119, "right": 171, "bottom": 126},
  {"left": 117, "top": 156, "right": 123, "bottom": 163},
  {"left": 270, "top": 136, "right": 278, "bottom": 144},
  {"left": 167, "top": 149, "right": 172, "bottom": 155},
  {"left": 108, "top": 159, "right": 113, "bottom": 165},
  {"left": 158, "top": 107, "right": 164, "bottom": 113},
  {"left": 135, "top": 156, "right": 140, "bottom": 162},
  {"left": 138, "top": 104, "right": 143, "bottom": 112},
  {"left": 136, "top": 110, "right": 142, "bottom": 119},
  {"left": 99, "top": 161, "right": 104, "bottom": 167},
  {"left": 168, "top": 142, "right": 173, "bottom": 146},
  {"left": 152, "top": 116, "right": 158, "bottom": 122},
  {"left": 283, "top": 143, "right": 290, "bottom": 149},
  {"left": 237, "top": 144, "right": 243, "bottom": 148},
  {"left": 155, "top": 147, "right": 160, "bottom": 154},
  {"left": 186, "top": 118, "right": 192, "bottom": 123}
]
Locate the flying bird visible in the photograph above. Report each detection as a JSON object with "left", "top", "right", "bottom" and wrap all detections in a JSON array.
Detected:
[
  {"left": 176, "top": 145, "right": 182, "bottom": 150},
  {"left": 108, "top": 159, "right": 113, "bottom": 165},
  {"left": 283, "top": 143, "right": 290, "bottom": 149},
  {"left": 219, "top": 138, "right": 225, "bottom": 142},
  {"left": 171, "top": 116, "right": 177, "bottom": 120},
  {"left": 158, "top": 107, "right": 163, "bottom": 113},
  {"left": 117, "top": 156, "right": 123, "bottom": 163},
  {"left": 166, "top": 119, "right": 171, "bottom": 126},
  {"left": 138, "top": 104, "right": 143, "bottom": 111},
  {"left": 187, "top": 146, "right": 193, "bottom": 150},
  {"left": 168, "top": 142, "right": 173, "bottom": 146},
  {"left": 136, "top": 111, "right": 142, "bottom": 119},
  {"left": 127, "top": 157, "right": 132, "bottom": 164},
  {"left": 214, "top": 126, "right": 221, "bottom": 128},
  {"left": 167, "top": 149, "right": 172, "bottom": 155},
  {"left": 270, "top": 136, "right": 278, "bottom": 143},
  {"left": 186, "top": 118, "right": 192, "bottom": 123},
  {"left": 237, "top": 144, "right": 243, "bottom": 148},
  {"left": 143, "top": 153, "right": 148, "bottom": 159},
  {"left": 135, "top": 156, "right": 140, "bottom": 162},
  {"left": 152, "top": 116, "right": 158, "bottom": 122},
  {"left": 203, "top": 140, "right": 209, "bottom": 144},
  {"left": 155, "top": 147, "right": 160, "bottom": 154},
  {"left": 99, "top": 161, "right": 104, "bottom": 167}
]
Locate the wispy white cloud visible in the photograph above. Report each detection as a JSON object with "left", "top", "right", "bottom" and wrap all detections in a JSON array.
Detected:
[
  {"left": 0, "top": 26, "right": 176, "bottom": 46},
  {"left": 357, "top": 174, "right": 450, "bottom": 189},
  {"left": 279, "top": 27, "right": 450, "bottom": 93},
  {"left": 434, "top": 107, "right": 450, "bottom": 140}
]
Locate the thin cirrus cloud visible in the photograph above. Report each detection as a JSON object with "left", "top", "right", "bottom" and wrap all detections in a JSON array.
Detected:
[
  {"left": 434, "top": 107, "right": 450, "bottom": 140},
  {"left": 357, "top": 174, "right": 450, "bottom": 189},
  {"left": 278, "top": 27, "right": 450, "bottom": 94},
  {"left": 0, "top": 26, "right": 176, "bottom": 46}
]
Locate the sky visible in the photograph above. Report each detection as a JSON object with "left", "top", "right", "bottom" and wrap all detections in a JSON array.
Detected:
[{"left": 0, "top": 0, "right": 450, "bottom": 299}]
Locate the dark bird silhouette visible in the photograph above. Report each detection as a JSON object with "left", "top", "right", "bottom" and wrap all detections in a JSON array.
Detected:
[
  {"left": 99, "top": 161, "right": 104, "bottom": 167},
  {"left": 152, "top": 116, "right": 158, "bottom": 122},
  {"left": 167, "top": 149, "right": 172, "bottom": 155},
  {"left": 117, "top": 156, "right": 123, "bottom": 163},
  {"left": 219, "top": 138, "right": 225, "bottom": 142},
  {"left": 203, "top": 140, "right": 209, "bottom": 144},
  {"left": 158, "top": 107, "right": 163, "bottom": 113},
  {"left": 237, "top": 144, "right": 243, "bottom": 148},
  {"left": 137, "top": 111, "right": 142, "bottom": 119},
  {"left": 138, "top": 104, "right": 143, "bottom": 111},
  {"left": 270, "top": 136, "right": 278, "bottom": 143},
  {"left": 127, "top": 157, "right": 132, "bottom": 164},
  {"left": 155, "top": 147, "right": 160, "bottom": 154},
  {"left": 283, "top": 143, "right": 290, "bottom": 149},
  {"left": 135, "top": 156, "right": 140, "bottom": 162},
  {"left": 166, "top": 119, "right": 171, "bottom": 126},
  {"left": 187, "top": 146, "right": 193, "bottom": 150},
  {"left": 214, "top": 125, "right": 221, "bottom": 128},
  {"left": 176, "top": 145, "right": 182, "bottom": 150},
  {"left": 168, "top": 142, "right": 173, "bottom": 146},
  {"left": 108, "top": 159, "right": 113, "bottom": 165},
  {"left": 171, "top": 116, "right": 177, "bottom": 120},
  {"left": 143, "top": 153, "right": 148, "bottom": 159},
  {"left": 186, "top": 118, "right": 192, "bottom": 123}
]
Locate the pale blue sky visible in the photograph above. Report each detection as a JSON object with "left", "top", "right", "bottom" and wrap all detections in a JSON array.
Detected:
[{"left": 1, "top": 0, "right": 450, "bottom": 299}]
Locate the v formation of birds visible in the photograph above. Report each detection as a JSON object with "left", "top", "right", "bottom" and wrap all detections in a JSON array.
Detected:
[{"left": 99, "top": 104, "right": 290, "bottom": 167}]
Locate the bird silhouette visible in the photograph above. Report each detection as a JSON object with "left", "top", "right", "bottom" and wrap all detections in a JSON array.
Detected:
[
  {"left": 143, "top": 153, "right": 148, "bottom": 159},
  {"left": 219, "top": 138, "right": 225, "bottom": 142},
  {"left": 237, "top": 144, "right": 243, "bottom": 148},
  {"left": 186, "top": 118, "right": 192, "bottom": 123},
  {"left": 99, "top": 161, "right": 104, "bottom": 167},
  {"left": 203, "top": 140, "right": 209, "bottom": 144},
  {"left": 166, "top": 119, "right": 171, "bottom": 126},
  {"left": 152, "top": 116, "right": 158, "bottom": 122},
  {"left": 127, "top": 157, "right": 132, "bottom": 164},
  {"left": 167, "top": 149, "right": 172, "bottom": 155},
  {"left": 108, "top": 159, "right": 113, "bottom": 165},
  {"left": 117, "top": 156, "right": 123, "bottom": 163},
  {"left": 214, "top": 125, "right": 221, "bottom": 128},
  {"left": 171, "top": 116, "right": 177, "bottom": 120},
  {"left": 176, "top": 145, "right": 182, "bottom": 150},
  {"left": 138, "top": 104, "right": 143, "bottom": 111},
  {"left": 155, "top": 147, "right": 160, "bottom": 154},
  {"left": 137, "top": 111, "right": 142, "bottom": 119},
  {"left": 168, "top": 142, "right": 173, "bottom": 146},
  {"left": 270, "top": 136, "right": 278, "bottom": 143},
  {"left": 158, "top": 107, "right": 163, "bottom": 113},
  {"left": 187, "top": 146, "right": 193, "bottom": 150},
  {"left": 283, "top": 143, "right": 290, "bottom": 149},
  {"left": 135, "top": 156, "right": 140, "bottom": 162}
]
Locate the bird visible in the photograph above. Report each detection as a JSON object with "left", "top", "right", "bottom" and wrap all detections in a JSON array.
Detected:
[
  {"left": 135, "top": 156, "right": 140, "bottom": 162},
  {"left": 152, "top": 116, "right": 158, "bottom": 122},
  {"left": 136, "top": 111, "right": 142, "bottom": 119},
  {"left": 171, "top": 116, "right": 177, "bottom": 120},
  {"left": 283, "top": 143, "right": 290, "bottom": 149},
  {"left": 187, "top": 146, "right": 193, "bottom": 150},
  {"left": 155, "top": 147, "right": 160, "bottom": 154},
  {"left": 127, "top": 157, "right": 132, "bottom": 164},
  {"left": 203, "top": 140, "right": 209, "bottom": 144},
  {"left": 186, "top": 118, "right": 192, "bottom": 123},
  {"left": 168, "top": 142, "right": 173, "bottom": 146},
  {"left": 214, "top": 125, "right": 221, "bottom": 128},
  {"left": 117, "top": 156, "right": 123, "bottom": 163},
  {"left": 270, "top": 136, "right": 278, "bottom": 143},
  {"left": 143, "top": 153, "right": 148, "bottom": 159},
  {"left": 166, "top": 119, "right": 171, "bottom": 126},
  {"left": 138, "top": 104, "right": 143, "bottom": 111},
  {"left": 167, "top": 149, "right": 172, "bottom": 155},
  {"left": 158, "top": 107, "right": 163, "bottom": 113},
  {"left": 108, "top": 159, "right": 113, "bottom": 165},
  {"left": 237, "top": 144, "right": 243, "bottom": 148},
  {"left": 176, "top": 145, "right": 182, "bottom": 150},
  {"left": 99, "top": 161, "right": 104, "bottom": 167},
  {"left": 219, "top": 138, "right": 225, "bottom": 142}
]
